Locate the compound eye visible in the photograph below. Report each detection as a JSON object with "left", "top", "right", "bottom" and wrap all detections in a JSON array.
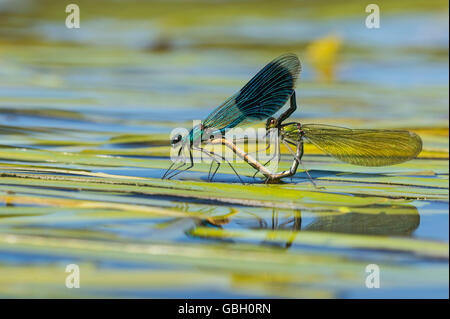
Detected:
[
  {"left": 171, "top": 134, "right": 182, "bottom": 145},
  {"left": 270, "top": 118, "right": 278, "bottom": 126}
]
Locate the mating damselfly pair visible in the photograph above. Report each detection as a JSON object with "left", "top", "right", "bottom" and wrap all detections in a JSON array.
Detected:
[{"left": 163, "top": 54, "right": 422, "bottom": 184}]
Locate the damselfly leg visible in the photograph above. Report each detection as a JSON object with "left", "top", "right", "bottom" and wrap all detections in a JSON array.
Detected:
[
  {"left": 162, "top": 147, "right": 184, "bottom": 179},
  {"left": 207, "top": 160, "right": 220, "bottom": 182},
  {"left": 195, "top": 146, "right": 245, "bottom": 184},
  {"left": 164, "top": 149, "right": 193, "bottom": 180},
  {"left": 279, "top": 136, "right": 318, "bottom": 187}
]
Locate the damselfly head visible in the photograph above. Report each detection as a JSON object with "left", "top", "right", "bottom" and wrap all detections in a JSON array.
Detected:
[
  {"left": 266, "top": 117, "right": 278, "bottom": 130},
  {"left": 170, "top": 134, "right": 183, "bottom": 147}
]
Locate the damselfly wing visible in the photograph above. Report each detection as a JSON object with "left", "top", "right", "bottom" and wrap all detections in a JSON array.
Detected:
[
  {"left": 281, "top": 123, "right": 422, "bottom": 166},
  {"left": 202, "top": 54, "right": 301, "bottom": 133}
]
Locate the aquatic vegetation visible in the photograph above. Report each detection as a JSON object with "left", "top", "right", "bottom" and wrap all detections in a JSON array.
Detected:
[{"left": 0, "top": 0, "right": 448, "bottom": 298}]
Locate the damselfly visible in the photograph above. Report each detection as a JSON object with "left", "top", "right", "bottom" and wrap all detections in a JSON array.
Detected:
[
  {"left": 163, "top": 54, "right": 301, "bottom": 181},
  {"left": 263, "top": 117, "right": 423, "bottom": 184}
]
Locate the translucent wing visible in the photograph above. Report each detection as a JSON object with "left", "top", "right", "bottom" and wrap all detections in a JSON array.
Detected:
[
  {"left": 301, "top": 124, "right": 422, "bottom": 166},
  {"left": 203, "top": 54, "right": 301, "bottom": 132}
]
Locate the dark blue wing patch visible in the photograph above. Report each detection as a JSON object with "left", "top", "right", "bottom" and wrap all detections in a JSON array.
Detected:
[{"left": 202, "top": 54, "right": 301, "bottom": 131}]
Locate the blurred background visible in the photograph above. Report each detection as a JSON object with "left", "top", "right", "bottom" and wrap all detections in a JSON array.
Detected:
[
  {"left": 0, "top": 0, "right": 448, "bottom": 298},
  {"left": 0, "top": 0, "right": 448, "bottom": 127}
]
